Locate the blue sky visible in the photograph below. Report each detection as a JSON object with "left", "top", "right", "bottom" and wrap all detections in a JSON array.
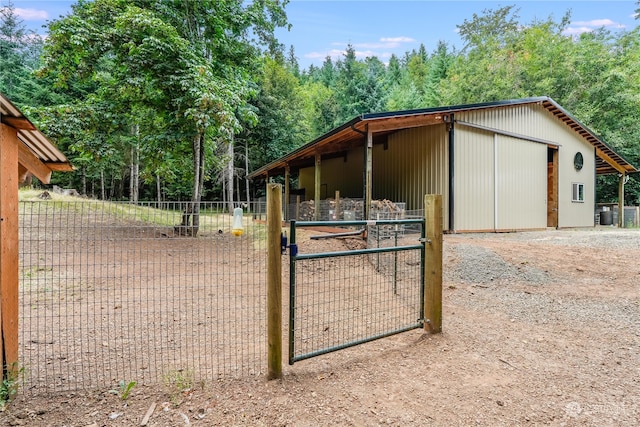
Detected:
[{"left": 7, "top": 0, "right": 640, "bottom": 69}]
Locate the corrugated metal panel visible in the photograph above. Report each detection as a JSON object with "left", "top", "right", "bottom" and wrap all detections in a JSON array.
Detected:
[
  {"left": 457, "top": 104, "right": 595, "bottom": 230},
  {"left": 496, "top": 135, "right": 547, "bottom": 230},
  {"left": 299, "top": 150, "right": 364, "bottom": 200},
  {"left": 321, "top": 151, "right": 364, "bottom": 198},
  {"left": 372, "top": 124, "right": 449, "bottom": 228},
  {"left": 453, "top": 126, "right": 495, "bottom": 231},
  {"left": 459, "top": 103, "right": 572, "bottom": 143}
]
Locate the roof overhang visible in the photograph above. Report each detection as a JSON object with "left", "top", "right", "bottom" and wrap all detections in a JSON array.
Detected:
[
  {"left": 1, "top": 93, "right": 74, "bottom": 183},
  {"left": 249, "top": 96, "right": 636, "bottom": 179}
]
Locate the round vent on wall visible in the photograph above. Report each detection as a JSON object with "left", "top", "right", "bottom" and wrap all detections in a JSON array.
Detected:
[{"left": 574, "top": 152, "right": 584, "bottom": 171}]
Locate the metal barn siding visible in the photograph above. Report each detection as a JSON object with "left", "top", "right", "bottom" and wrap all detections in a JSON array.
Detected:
[
  {"left": 372, "top": 125, "right": 449, "bottom": 228},
  {"left": 453, "top": 126, "right": 495, "bottom": 231},
  {"left": 499, "top": 104, "right": 595, "bottom": 228},
  {"left": 298, "top": 148, "right": 364, "bottom": 200},
  {"left": 495, "top": 135, "right": 547, "bottom": 230},
  {"left": 546, "top": 117, "right": 596, "bottom": 228},
  {"left": 455, "top": 103, "right": 595, "bottom": 230}
]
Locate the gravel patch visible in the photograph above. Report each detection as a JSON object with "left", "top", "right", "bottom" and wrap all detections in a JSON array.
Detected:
[
  {"left": 445, "top": 243, "right": 552, "bottom": 285},
  {"left": 458, "top": 228, "right": 640, "bottom": 250},
  {"left": 452, "top": 286, "right": 640, "bottom": 330}
]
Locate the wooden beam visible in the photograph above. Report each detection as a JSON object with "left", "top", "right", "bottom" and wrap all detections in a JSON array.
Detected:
[
  {"left": 18, "top": 165, "right": 29, "bottom": 183},
  {"left": 0, "top": 116, "right": 36, "bottom": 131},
  {"left": 17, "top": 141, "right": 52, "bottom": 184},
  {"left": 46, "top": 163, "right": 75, "bottom": 172},
  {"left": 366, "top": 114, "right": 445, "bottom": 133},
  {"left": 0, "top": 124, "right": 20, "bottom": 387},
  {"left": 595, "top": 147, "right": 626, "bottom": 175}
]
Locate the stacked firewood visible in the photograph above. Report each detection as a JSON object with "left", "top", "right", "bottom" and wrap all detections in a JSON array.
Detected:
[
  {"left": 295, "top": 198, "right": 403, "bottom": 221},
  {"left": 369, "top": 199, "right": 405, "bottom": 219}
]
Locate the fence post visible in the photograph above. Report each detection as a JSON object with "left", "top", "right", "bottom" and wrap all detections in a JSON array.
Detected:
[
  {"left": 267, "top": 183, "right": 283, "bottom": 379},
  {"left": 0, "top": 124, "right": 20, "bottom": 390},
  {"left": 424, "top": 194, "right": 442, "bottom": 334}
]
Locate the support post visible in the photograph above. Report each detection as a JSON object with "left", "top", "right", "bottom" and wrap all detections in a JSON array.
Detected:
[
  {"left": 284, "top": 165, "right": 290, "bottom": 221},
  {"left": 334, "top": 190, "right": 340, "bottom": 221},
  {"left": 314, "top": 152, "right": 321, "bottom": 221},
  {"left": 0, "top": 124, "right": 20, "bottom": 387},
  {"left": 266, "top": 183, "right": 283, "bottom": 379},
  {"left": 365, "top": 127, "right": 373, "bottom": 220},
  {"left": 424, "top": 194, "right": 443, "bottom": 334},
  {"left": 618, "top": 174, "right": 625, "bottom": 228}
]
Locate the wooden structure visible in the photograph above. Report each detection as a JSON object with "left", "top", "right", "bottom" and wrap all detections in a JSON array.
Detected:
[
  {"left": 266, "top": 183, "right": 282, "bottom": 379},
  {"left": 0, "top": 93, "right": 73, "bottom": 385},
  {"left": 250, "top": 97, "right": 636, "bottom": 231}
]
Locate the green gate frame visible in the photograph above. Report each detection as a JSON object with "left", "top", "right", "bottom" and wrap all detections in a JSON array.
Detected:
[{"left": 287, "top": 218, "right": 426, "bottom": 365}]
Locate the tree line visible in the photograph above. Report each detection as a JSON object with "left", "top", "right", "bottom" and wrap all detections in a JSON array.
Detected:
[{"left": 2, "top": 1, "right": 640, "bottom": 207}]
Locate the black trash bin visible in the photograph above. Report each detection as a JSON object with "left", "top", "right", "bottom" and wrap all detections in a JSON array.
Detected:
[{"left": 600, "top": 210, "right": 613, "bottom": 225}]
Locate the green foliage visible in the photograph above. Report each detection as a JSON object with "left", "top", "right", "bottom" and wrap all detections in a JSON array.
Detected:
[
  {"left": 4, "top": 0, "right": 640, "bottom": 206},
  {"left": 0, "top": 364, "right": 25, "bottom": 409},
  {"left": 162, "top": 369, "right": 194, "bottom": 405},
  {"left": 109, "top": 380, "right": 136, "bottom": 400}
]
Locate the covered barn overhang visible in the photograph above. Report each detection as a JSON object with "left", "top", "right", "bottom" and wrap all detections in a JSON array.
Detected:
[
  {"left": 1, "top": 92, "right": 74, "bottom": 184},
  {"left": 1, "top": 93, "right": 73, "bottom": 387},
  {"left": 250, "top": 96, "right": 636, "bottom": 226},
  {"left": 249, "top": 96, "right": 636, "bottom": 180}
]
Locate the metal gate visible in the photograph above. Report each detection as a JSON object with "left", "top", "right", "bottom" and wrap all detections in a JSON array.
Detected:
[{"left": 287, "top": 219, "right": 425, "bottom": 364}]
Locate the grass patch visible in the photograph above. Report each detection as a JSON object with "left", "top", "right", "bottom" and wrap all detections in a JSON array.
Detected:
[{"left": 19, "top": 189, "right": 270, "bottom": 239}]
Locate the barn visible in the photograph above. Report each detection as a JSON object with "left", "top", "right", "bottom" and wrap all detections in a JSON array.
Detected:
[{"left": 249, "top": 97, "right": 636, "bottom": 232}]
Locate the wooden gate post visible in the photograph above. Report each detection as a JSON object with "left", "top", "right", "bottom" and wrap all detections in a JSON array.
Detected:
[
  {"left": 266, "top": 183, "right": 282, "bottom": 379},
  {"left": 424, "top": 194, "right": 443, "bottom": 334},
  {"left": 0, "top": 124, "right": 20, "bottom": 386}
]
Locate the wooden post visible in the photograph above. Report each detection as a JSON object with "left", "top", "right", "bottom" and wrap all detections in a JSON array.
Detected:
[
  {"left": 284, "top": 165, "right": 290, "bottom": 221},
  {"left": 266, "top": 183, "right": 282, "bottom": 379},
  {"left": 364, "top": 127, "right": 373, "bottom": 220},
  {"left": 295, "top": 195, "right": 300, "bottom": 222},
  {"left": 314, "top": 152, "right": 321, "bottom": 221},
  {"left": 424, "top": 194, "right": 443, "bottom": 334},
  {"left": 334, "top": 190, "right": 340, "bottom": 221},
  {"left": 0, "top": 124, "right": 20, "bottom": 384},
  {"left": 618, "top": 174, "right": 625, "bottom": 228}
]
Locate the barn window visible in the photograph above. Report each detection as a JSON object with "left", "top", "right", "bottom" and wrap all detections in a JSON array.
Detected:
[{"left": 572, "top": 183, "right": 585, "bottom": 202}]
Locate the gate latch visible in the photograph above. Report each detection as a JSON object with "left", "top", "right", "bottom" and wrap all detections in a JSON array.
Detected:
[{"left": 281, "top": 232, "right": 298, "bottom": 256}]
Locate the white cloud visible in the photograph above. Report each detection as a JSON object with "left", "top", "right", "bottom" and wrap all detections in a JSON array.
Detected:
[
  {"left": 563, "top": 17, "right": 626, "bottom": 37},
  {"left": 563, "top": 26, "right": 596, "bottom": 36},
  {"left": 14, "top": 7, "right": 48, "bottom": 20},
  {"left": 304, "top": 49, "right": 345, "bottom": 60},
  {"left": 380, "top": 36, "right": 416, "bottom": 43},
  {"left": 305, "top": 36, "right": 414, "bottom": 64},
  {"left": 332, "top": 36, "right": 416, "bottom": 50},
  {"left": 571, "top": 19, "right": 625, "bottom": 29},
  {"left": 354, "top": 41, "right": 396, "bottom": 49}
]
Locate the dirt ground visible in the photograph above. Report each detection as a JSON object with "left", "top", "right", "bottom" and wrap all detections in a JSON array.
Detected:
[{"left": 2, "top": 227, "right": 639, "bottom": 426}]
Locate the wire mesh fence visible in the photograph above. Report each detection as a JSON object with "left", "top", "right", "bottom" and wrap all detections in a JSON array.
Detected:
[
  {"left": 18, "top": 200, "right": 267, "bottom": 395},
  {"left": 288, "top": 219, "right": 424, "bottom": 363}
]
